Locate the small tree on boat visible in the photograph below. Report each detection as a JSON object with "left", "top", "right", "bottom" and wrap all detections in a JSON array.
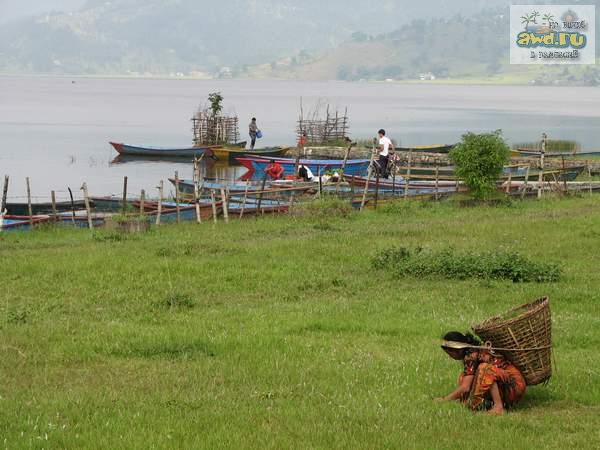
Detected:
[
  {"left": 450, "top": 130, "right": 510, "bottom": 200},
  {"left": 192, "top": 92, "right": 240, "bottom": 146}
]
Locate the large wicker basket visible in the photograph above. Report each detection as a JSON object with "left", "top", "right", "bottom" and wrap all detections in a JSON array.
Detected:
[{"left": 472, "top": 297, "right": 552, "bottom": 386}]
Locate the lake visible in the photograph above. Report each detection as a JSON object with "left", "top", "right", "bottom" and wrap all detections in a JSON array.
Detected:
[{"left": 1, "top": 76, "right": 599, "bottom": 201}]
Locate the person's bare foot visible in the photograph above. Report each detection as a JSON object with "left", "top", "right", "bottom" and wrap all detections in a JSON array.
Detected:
[{"left": 487, "top": 405, "right": 505, "bottom": 416}]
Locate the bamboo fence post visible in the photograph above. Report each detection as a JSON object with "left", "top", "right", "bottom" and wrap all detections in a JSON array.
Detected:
[
  {"left": 210, "top": 189, "right": 218, "bottom": 223},
  {"left": 81, "top": 182, "right": 93, "bottom": 229},
  {"left": 220, "top": 188, "right": 229, "bottom": 223},
  {"left": 521, "top": 165, "right": 530, "bottom": 200},
  {"left": 51, "top": 190, "right": 58, "bottom": 221},
  {"left": 257, "top": 174, "right": 268, "bottom": 210},
  {"left": 240, "top": 180, "right": 250, "bottom": 219},
  {"left": 1, "top": 175, "right": 8, "bottom": 212},
  {"left": 121, "top": 176, "right": 128, "bottom": 214},
  {"left": 360, "top": 142, "right": 377, "bottom": 211},
  {"left": 156, "top": 180, "right": 164, "bottom": 226},
  {"left": 538, "top": 133, "right": 546, "bottom": 199},
  {"left": 318, "top": 167, "right": 322, "bottom": 197},
  {"left": 404, "top": 148, "right": 413, "bottom": 199},
  {"left": 194, "top": 177, "right": 202, "bottom": 224},
  {"left": 25, "top": 177, "right": 33, "bottom": 226},
  {"left": 435, "top": 165, "right": 440, "bottom": 200},
  {"left": 139, "top": 189, "right": 145, "bottom": 217},
  {"left": 562, "top": 155, "right": 567, "bottom": 194},
  {"left": 174, "top": 171, "right": 181, "bottom": 224},
  {"left": 374, "top": 172, "right": 380, "bottom": 209},
  {"left": 68, "top": 187, "right": 76, "bottom": 224},
  {"left": 337, "top": 141, "right": 353, "bottom": 193}
]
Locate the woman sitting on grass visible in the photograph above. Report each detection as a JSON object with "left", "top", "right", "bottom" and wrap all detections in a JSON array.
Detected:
[{"left": 437, "top": 331, "right": 526, "bottom": 415}]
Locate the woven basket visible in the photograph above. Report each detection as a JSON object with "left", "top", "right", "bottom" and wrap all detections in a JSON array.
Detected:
[{"left": 472, "top": 297, "right": 552, "bottom": 386}]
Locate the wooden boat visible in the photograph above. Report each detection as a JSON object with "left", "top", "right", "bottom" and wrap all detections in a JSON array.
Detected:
[
  {"left": 512, "top": 148, "right": 600, "bottom": 158},
  {"left": 4, "top": 200, "right": 90, "bottom": 216},
  {"left": 109, "top": 142, "right": 215, "bottom": 157},
  {"left": 236, "top": 156, "right": 370, "bottom": 180},
  {"left": 394, "top": 144, "right": 454, "bottom": 154},
  {"left": 0, "top": 214, "right": 51, "bottom": 230},
  {"left": 345, "top": 175, "right": 457, "bottom": 191},
  {"left": 211, "top": 146, "right": 291, "bottom": 164},
  {"left": 169, "top": 178, "right": 319, "bottom": 199}
]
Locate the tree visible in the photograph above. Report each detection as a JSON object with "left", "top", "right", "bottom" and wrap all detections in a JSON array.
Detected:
[
  {"left": 208, "top": 92, "right": 223, "bottom": 117},
  {"left": 450, "top": 130, "right": 510, "bottom": 200},
  {"left": 542, "top": 13, "right": 555, "bottom": 25},
  {"left": 521, "top": 13, "right": 533, "bottom": 31}
]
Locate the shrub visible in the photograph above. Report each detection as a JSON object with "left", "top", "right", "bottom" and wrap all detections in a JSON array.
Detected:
[
  {"left": 372, "top": 247, "right": 561, "bottom": 282},
  {"left": 292, "top": 197, "right": 354, "bottom": 219},
  {"left": 450, "top": 130, "right": 510, "bottom": 200}
]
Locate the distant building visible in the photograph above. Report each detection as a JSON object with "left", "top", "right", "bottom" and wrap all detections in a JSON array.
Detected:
[
  {"left": 219, "top": 67, "right": 233, "bottom": 78},
  {"left": 419, "top": 72, "right": 436, "bottom": 81}
]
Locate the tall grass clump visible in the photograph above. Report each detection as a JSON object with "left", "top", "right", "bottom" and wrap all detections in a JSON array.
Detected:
[{"left": 372, "top": 247, "right": 562, "bottom": 282}]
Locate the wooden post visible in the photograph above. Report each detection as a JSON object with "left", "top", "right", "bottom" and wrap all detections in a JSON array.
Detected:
[
  {"left": 51, "top": 190, "right": 58, "bottom": 221},
  {"left": 561, "top": 155, "right": 567, "bottom": 193},
  {"left": 520, "top": 165, "right": 531, "bottom": 199},
  {"left": 538, "top": 133, "right": 546, "bottom": 199},
  {"left": 194, "top": 176, "right": 202, "bottom": 224},
  {"left": 26, "top": 177, "right": 33, "bottom": 226},
  {"left": 374, "top": 172, "right": 380, "bottom": 209},
  {"left": 1, "top": 175, "right": 8, "bottom": 212},
  {"left": 156, "top": 180, "right": 164, "bottom": 226},
  {"left": 210, "top": 189, "right": 218, "bottom": 223},
  {"left": 220, "top": 188, "right": 229, "bottom": 223},
  {"left": 404, "top": 148, "right": 413, "bottom": 199},
  {"left": 139, "top": 189, "right": 145, "bottom": 217},
  {"left": 68, "top": 187, "right": 76, "bottom": 224},
  {"left": 257, "top": 173, "right": 268, "bottom": 211},
  {"left": 435, "top": 165, "right": 440, "bottom": 200},
  {"left": 240, "top": 180, "right": 250, "bottom": 219},
  {"left": 80, "top": 182, "right": 93, "bottom": 229},
  {"left": 318, "top": 167, "right": 322, "bottom": 196},
  {"left": 360, "top": 141, "right": 377, "bottom": 211},
  {"left": 121, "top": 176, "right": 128, "bottom": 214},
  {"left": 505, "top": 170, "right": 512, "bottom": 195},
  {"left": 174, "top": 171, "right": 181, "bottom": 224}
]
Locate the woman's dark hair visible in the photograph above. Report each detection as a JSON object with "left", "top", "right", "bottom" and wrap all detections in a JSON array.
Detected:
[
  {"left": 378, "top": 129, "right": 386, "bottom": 135},
  {"left": 443, "top": 331, "right": 481, "bottom": 346},
  {"left": 252, "top": 117, "right": 256, "bottom": 121}
]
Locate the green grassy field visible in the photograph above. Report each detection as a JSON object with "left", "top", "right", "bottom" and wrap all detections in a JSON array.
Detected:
[{"left": 2, "top": 197, "right": 600, "bottom": 449}]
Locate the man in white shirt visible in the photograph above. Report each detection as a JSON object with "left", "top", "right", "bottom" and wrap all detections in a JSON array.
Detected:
[{"left": 378, "top": 129, "right": 393, "bottom": 178}]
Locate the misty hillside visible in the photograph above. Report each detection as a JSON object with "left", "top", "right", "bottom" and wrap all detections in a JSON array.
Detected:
[{"left": 0, "top": 0, "right": 507, "bottom": 75}]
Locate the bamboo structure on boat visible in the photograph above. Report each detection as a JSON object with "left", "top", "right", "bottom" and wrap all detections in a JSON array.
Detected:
[
  {"left": 192, "top": 108, "right": 240, "bottom": 146},
  {"left": 297, "top": 102, "right": 349, "bottom": 145}
]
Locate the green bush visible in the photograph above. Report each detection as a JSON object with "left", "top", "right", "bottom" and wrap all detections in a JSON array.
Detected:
[
  {"left": 371, "top": 247, "right": 561, "bottom": 282},
  {"left": 450, "top": 130, "right": 510, "bottom": 200},
  {"left": 292, "top": 197, "right": 354, "bottom": 219}
]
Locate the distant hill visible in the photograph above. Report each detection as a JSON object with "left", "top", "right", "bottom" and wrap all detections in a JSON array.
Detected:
[
  {"left": 0, "top": 0, "right": 507, "bottom": 76},
  {"left": 260, "top": 5, "right": 600, "bottom": 85}
]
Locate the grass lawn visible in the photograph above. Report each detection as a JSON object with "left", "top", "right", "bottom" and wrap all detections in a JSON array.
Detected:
[{"left": 1, "top": 196, "right": 600, "bottom": 449}]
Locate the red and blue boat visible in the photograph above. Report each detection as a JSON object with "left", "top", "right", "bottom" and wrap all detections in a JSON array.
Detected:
[{"left": 237, "top": 156, "right": 370, "bottom": 180}]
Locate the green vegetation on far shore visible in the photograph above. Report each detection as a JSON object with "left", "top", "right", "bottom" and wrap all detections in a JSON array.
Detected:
[{"left": 2, "top": 197, "right": 600, "bottom": 449}]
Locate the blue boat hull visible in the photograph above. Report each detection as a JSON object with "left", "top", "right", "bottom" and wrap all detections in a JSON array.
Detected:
[{"left": 237, "top": 156, "right": 370, "bottom": 180}]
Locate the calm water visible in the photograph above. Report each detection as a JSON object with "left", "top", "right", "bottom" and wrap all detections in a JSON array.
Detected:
[{"left": 1, "top": 76, "right": 599, "bottom": 202}]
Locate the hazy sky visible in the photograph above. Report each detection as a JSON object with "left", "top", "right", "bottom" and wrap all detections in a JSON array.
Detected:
[{"left": 0, "top": 0, "right": 84, "bottom": 22}]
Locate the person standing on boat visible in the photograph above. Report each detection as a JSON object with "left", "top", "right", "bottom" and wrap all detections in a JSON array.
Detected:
[
  {"left": 249, "top": 118, "right": 259, "bottom": 150},
  {"left": 377, "top": 129, "right": 393, "bottom": 178}
]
